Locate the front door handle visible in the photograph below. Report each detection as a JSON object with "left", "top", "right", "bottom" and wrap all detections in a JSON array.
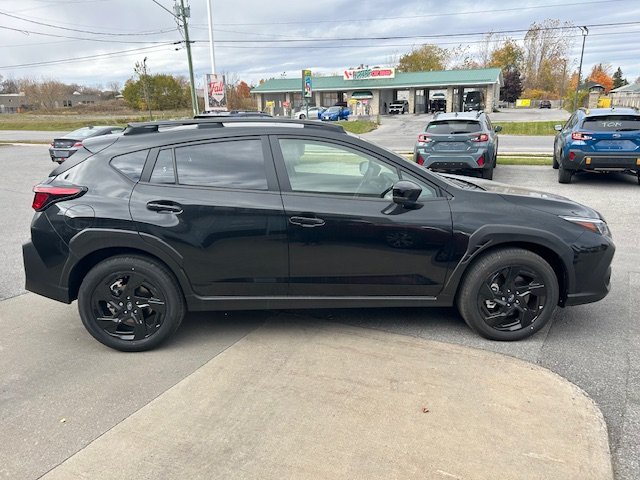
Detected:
[
  {"left": 146, "top": 201, "right": 183, "bottom": 214},
  {"left": 289, "top": 216, "right": 325, "bottom": 227}
]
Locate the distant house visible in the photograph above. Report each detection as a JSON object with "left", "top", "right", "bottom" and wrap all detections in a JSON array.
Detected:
[
  {"left": 0, "top": 92, "right": 27, "bottom": 114},
  {"left": 610, "top": 83, "right": 640, "bottom": 108}
]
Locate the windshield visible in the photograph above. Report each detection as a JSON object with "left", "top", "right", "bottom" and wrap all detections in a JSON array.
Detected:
[
  {"left": 426, "top": 120, "right": 482, "bottom": 134},
  {"left": 582, "top": 115, "right": 640, "bottom": 131},
  {"left": 326, "top": 107, "right": 340, "bottom": 113}
]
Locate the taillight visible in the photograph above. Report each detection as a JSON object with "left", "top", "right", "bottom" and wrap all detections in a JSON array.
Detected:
[
  {"left": 471, "top": 133, "right": 489, "bottom": 142},
  {"left": 571, "top": 132, "right": 592, "bottom": 141},
  {"left": 417, "top": 154, "right": 425, "bottom": 165},
  {"left": 417, "top": 133, "right": 432, "bottom": 143},
  {"left": 477, "top": 155, "right": 485, "bottom": 167},
  {"left": 32, "top": 185, "right": 85, "bottom": 211},
  {"left": 73, "top": 142, "right": 83, "bottom": 148}
]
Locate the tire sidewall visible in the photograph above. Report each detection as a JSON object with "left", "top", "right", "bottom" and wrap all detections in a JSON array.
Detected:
[
  {"left": 458, "top": 250, "right": 559, "bottom": 341},
  {"left": 78, "top": 256, "right": 184, "bottom": 352}
]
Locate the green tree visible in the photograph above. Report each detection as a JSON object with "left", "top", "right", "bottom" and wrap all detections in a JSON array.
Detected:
[
  {"left": 612, "top": 67, "right": 628, "bottom": 89},
  {"left": 397, "top": 44, "right": 448, "bottom": 72},
  {"left": 122, "top": 74, "right": 189, "bottom": 112}
]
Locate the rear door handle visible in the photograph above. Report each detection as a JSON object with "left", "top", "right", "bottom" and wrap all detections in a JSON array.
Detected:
[
  {"left": 146, "top": 201, "right": 183, "bottom": 214},
  {"left": 289, "top": 216, "right": 325, "bottom": 227}
]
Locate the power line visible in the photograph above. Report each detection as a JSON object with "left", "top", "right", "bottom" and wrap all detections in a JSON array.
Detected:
[
  {"left": 0, "top": 43, "right": 177, "bottom": 69},
  {"left": 0, "top": 8, "right": 175, "bottom": 36},
  {"left": 210, "top": 0, "right": 630, "bottom": 26}
]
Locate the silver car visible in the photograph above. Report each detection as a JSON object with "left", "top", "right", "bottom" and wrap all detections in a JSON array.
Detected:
[{"left": 292, "top": 106, "right": 325, "bottom": 120}]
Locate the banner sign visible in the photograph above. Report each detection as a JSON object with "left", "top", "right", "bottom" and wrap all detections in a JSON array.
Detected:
[
  {"left": 302, "top": 69, "right": 312, "bottom": 98},
  {"left": 205, "top": 73, "right": 226, "bottom": 111},
  {"left": 343, "top": 67, "right": 395, "bottom": 81}
]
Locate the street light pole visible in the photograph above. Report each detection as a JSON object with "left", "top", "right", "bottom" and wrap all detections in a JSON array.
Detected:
[
  {"left": 574, "top": 26, "right": 589, "bottom": 111},
  {"left": 206, "top": 0, "right": 216, "bottom": 74}
]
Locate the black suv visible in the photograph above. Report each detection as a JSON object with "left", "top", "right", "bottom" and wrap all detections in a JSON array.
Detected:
[
  {"left": 24, "top": 118, "right": 614, "bottom": 351},
  {"left": 413, "top": 111, "right": 501, "bottom": 179}
]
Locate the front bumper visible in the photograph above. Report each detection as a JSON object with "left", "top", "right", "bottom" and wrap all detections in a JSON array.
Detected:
[
  {"left": 565, "top": 150, "right": 640, "bottom": 172},
  {"left": 564, "top": 231, "right": 615, "bottom": 306}
]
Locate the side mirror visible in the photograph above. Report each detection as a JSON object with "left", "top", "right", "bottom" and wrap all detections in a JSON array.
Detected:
[
  {"left": 494, "top": 125, "right": 502, "bottom": 133},
  {"left": 392, "top": 180, "right": 422, "bottom": 208},
  {"left": 554, "top": 124, "right": 563, "bottom": 131}
]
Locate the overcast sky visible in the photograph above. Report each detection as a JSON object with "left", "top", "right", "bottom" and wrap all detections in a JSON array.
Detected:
[{"left": 0, "top": 0, "right": 639, "bottom": 89}]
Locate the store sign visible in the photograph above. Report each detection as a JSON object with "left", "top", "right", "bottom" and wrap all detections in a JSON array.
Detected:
[
  {"left": 204, "top": 73, "right": 226, "bottom": 111},
  {"left": 302, "top": 69, "right": 312, "bottom": 98},
  {"left": 343, "top": 67, "right": 395, "bottom": 81}
]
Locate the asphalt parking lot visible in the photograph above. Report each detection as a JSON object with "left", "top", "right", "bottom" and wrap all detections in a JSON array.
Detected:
[{"left": 1, "top": 144, "right": 638, "bottom": 479}]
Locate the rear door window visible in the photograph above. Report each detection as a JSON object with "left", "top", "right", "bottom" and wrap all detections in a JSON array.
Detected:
[
  {"left": 174, "top": 138, "right": 268, "bottom": 190},
  {"left": 582, "top": 115, "right": 640, "bottom": 131},
  {"left": 426, "top": 121, "right": 482, "bottom": 134}
]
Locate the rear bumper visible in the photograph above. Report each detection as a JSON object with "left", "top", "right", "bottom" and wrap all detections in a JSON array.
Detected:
[
  {"left": 565, "top": 150, "right": 640, "bottom": 171},
  {"left": 414, "top": 149, "right": 489, "bottom": 171}
]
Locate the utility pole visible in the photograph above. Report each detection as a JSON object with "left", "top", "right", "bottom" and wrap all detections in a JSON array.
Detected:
[
  {"left": 574, "top": 26, "right": 589, "bottom": 111},
  {"left": 176, "top": 0, "right": 199, "bottom": 115}
]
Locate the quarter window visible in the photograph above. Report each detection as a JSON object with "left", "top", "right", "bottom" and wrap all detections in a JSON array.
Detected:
[
  {"left": 110, "top": 150, "right": 148, "bottom": 181},
  {"left": 279, "top": 139, "right": 399, "bottom": 197},
  {"left": 174, "top": 139, "right": 267, "bottom": 190}
]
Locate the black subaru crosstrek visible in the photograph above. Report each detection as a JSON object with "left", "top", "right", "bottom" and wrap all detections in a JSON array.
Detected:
[{"left": 23, "top": 118, "right": 614, "bottom": 351}]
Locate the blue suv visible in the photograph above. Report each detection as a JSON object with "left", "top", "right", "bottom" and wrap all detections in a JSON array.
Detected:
[{"left": 553, "top": 107, "right": 640, "bottom": 184}]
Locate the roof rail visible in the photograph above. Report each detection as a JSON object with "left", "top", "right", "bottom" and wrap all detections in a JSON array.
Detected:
[{"left": 123, "top": 117, "right": 346, "bottom": 136}]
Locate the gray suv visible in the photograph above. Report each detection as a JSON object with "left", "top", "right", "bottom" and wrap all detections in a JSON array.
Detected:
[{"left": 413, "top": 111, "right": 501, "bottom": 180}]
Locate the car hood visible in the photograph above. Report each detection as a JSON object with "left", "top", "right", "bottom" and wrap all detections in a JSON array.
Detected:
[{"left": 441, "top": 174, "right": 602, "bottom": 219}]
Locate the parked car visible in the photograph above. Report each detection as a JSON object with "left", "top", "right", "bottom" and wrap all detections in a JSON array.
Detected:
[
  {"left": 429, "top": 93, "right": 446, "bottom": 113},
  {"left": 23, "top": 117, "right": 614, "bottom": 351},
  {"left": 413, "top": 111, "right": 501, "bottom": 179},
  {"left": 49, "top": 126, "right": 123, "bottom": 163},
  {"left": 388, "top": 100, "right": 409, "bottom": 114},
  {"left": 539, "top": 100, "right": 552, "bottom": 109},
  {"left": 321, "top": 106, "right": 349, "bottom": 121},
  {"left": 463, "top": 91, "right": 485, "bottom": 112},
  {"left": 292, "top": 106, "right": 325, "bottom": 120},
  {"left": 553, "top": 107, "right": 640, "bottom": 184}
]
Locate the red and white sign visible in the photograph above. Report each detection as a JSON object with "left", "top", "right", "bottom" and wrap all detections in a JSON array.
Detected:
[
  {"left": 205, "top": 73, "right": 226, "bottom": 110},
  {"left": 343, "top": 67, "right": 395, "bottom": 81}
]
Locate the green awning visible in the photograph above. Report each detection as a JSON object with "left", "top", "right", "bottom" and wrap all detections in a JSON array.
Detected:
[{"left": 351, "top": 91, "right": 373, "bottom": 99}]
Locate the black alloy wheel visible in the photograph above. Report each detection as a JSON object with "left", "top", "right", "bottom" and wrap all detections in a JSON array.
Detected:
[
  {"left": 78, "top": 256, "right": 185, "bottom": 351},
  {"left": 457, "top": 248, "right": 559, "bottom": 340}
]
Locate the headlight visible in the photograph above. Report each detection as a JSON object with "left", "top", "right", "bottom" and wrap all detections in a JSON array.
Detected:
[{"left": 560, "top": 216, "right": 611, "bottom": 236}]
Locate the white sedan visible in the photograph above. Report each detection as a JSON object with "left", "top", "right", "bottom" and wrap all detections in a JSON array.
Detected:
[{"left": 292, "top": 107, "right": 326, "bottom": 120}]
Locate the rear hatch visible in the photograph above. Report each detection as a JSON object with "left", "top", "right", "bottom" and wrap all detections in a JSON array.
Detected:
[
  {"left": 579, "top": 115, "right": 640, "bottom": 153},
  {"left": 420, "top": 119, "right": 485, "bottom": 152}
]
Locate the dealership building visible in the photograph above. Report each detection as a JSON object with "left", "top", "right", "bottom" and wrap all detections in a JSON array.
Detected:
[{"left": 251, "top": 67, "right": 503, "bottom": 116}]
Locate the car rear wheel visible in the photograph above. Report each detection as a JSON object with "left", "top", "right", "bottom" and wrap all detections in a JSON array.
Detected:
[
  {"left": 78, "top": 255, "right": 185, "bottom": 352},
  {"left": 558, "top": 165, "right": 572, "bottom": 183},
  {"left": 299, "top": 114, "right": 306, "bottom": 119},
  {"left": 457, "top": 248, "right": 559, "bottom": 341}
]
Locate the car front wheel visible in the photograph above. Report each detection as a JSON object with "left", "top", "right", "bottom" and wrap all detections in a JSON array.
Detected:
[
  {"left": 457, "top": 248, "right": 559, "bottom": 341},
  {"left": 78, "top": 255, "right": 185, "bottom": 352}
]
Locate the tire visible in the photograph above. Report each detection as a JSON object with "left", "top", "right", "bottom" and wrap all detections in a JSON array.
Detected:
[
  {"left": 481, "top": 165, "right": 494, "bottom": 180},
  {"left": 299, "top": 114, "right": 306, "bottom": 119},
  {"left": 552, "top": 151, "right": 559, "bottom": 169},
  {"left": 78, "top": 255, "right": 185, "bottom": 352},
  {"left": 558, "top": 165, "right": 572, "bottom": 184},
  {"left": 456, "top": 248, "right": 559, "bottom": 341}
]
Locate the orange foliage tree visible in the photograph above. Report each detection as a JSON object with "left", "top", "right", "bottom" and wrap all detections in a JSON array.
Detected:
[{"left": 587, "top": 64, "right": 614, "bottom": 92}]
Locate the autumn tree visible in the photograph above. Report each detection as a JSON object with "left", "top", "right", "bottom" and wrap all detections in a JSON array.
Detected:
[
  {"left": 587, "top": 63, "right": 613, "bottom": 92},
  {"left": 489, "top": 39, "right": 523, "bottom": 71},
  {"left": 19, "top": 78, "right": 69, "bottom": 111},
  {"left": 226, "top": 80, "right": 256, "bottom": 110},
  {"left": 397, "top": 44, "right": 448, "bottom": 72},
  {"left": 612, "top": 67, "right": 628, "bottom": 89},
  {"left": 122, "top": 74, "right": 189, "bottom": 112},
  {"left": 522, "top": 19, "right": 574, "bottom": 93}
]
